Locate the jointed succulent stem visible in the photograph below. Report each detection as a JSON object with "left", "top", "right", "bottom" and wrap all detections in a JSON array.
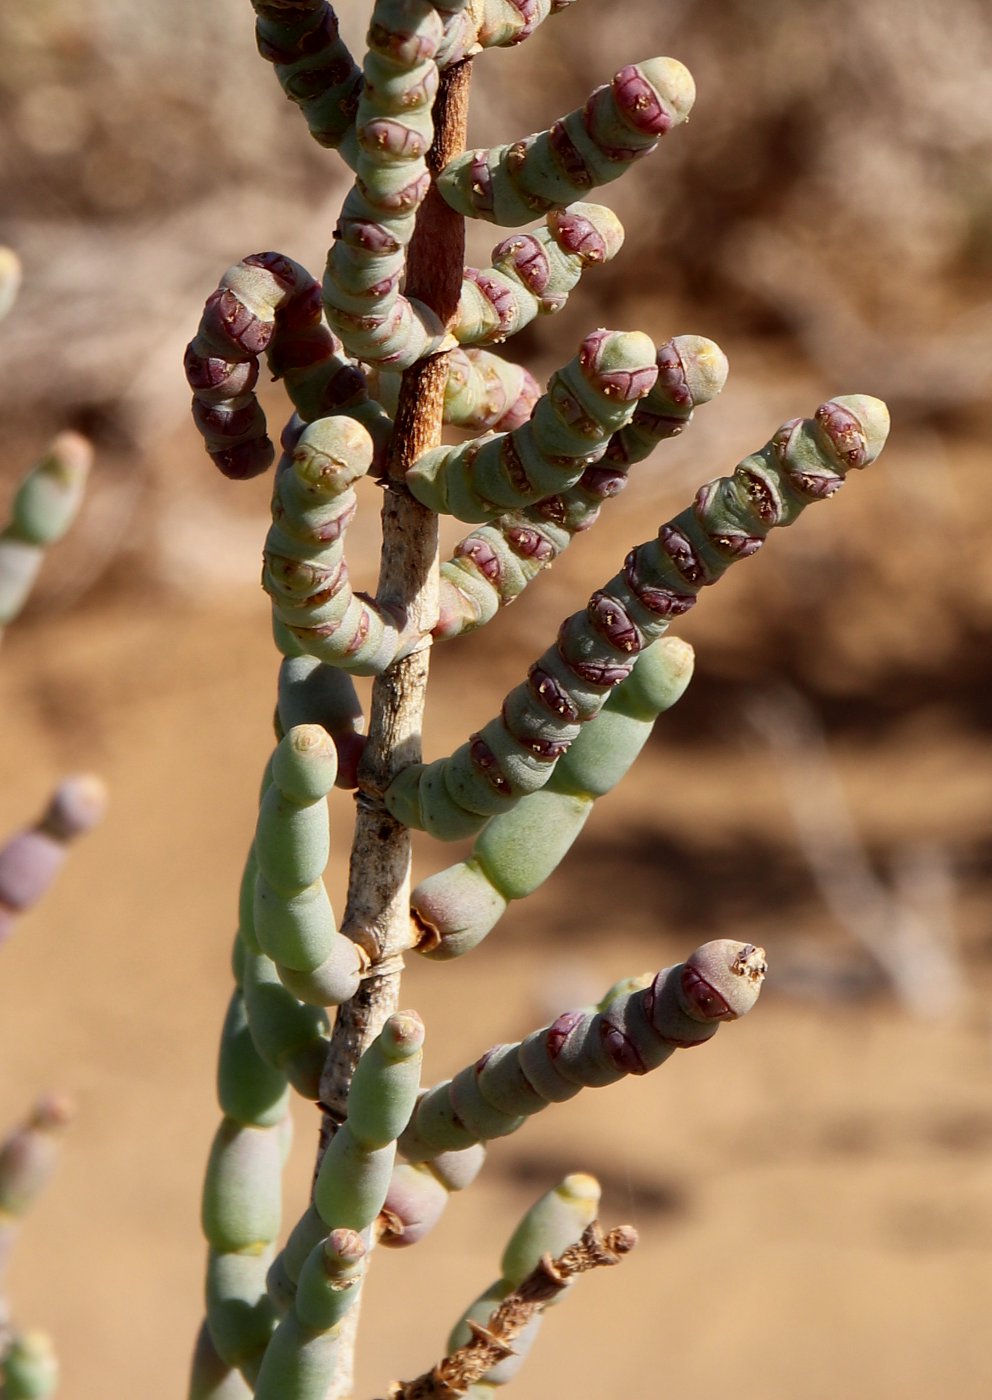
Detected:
[
  {"left": 450, "top": 203, "right": 625, "bottom": 347},
  {"left": 180, "top": 3, "right": 892, "bottom": 1394},
  {"left": 409, "top": 635, "right": 695, "bottom": 956},
  {"left": 398, "top": 940, "right": 766, "bottom": 1161},
  {"left": 251, "top": 2, "right": 363, "bottom": 156},
  {"left": 436, "top": 58, "right": 695, "bottom": 225},
  {"left": 433, "top": 334, "right": 728, "bottom": 641},
  {"left": 386, "top": 396, "right": 890, "bottom": 841}
]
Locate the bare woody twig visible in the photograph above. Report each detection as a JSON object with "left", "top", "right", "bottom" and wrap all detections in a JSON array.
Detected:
[{"left": 386, "top": 1221, "right": 639, "bottom": 1400}]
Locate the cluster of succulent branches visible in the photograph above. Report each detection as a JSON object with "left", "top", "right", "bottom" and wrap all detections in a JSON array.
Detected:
[
  {"left": 0, "top": 249, "right": 106, "bottom": 1400},
  {"left": 182, "top": 3, "right": 890, "bottom": 1398}
]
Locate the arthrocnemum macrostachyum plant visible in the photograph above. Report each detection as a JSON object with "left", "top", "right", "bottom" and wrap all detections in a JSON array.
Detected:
[{"left": 183, "top": 4, "right": 891, "bottom": 1398}]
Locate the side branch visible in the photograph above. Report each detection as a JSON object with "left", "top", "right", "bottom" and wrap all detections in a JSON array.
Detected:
[{"left": 386, "top": 1222, "right": 638, "bottom": 1399}]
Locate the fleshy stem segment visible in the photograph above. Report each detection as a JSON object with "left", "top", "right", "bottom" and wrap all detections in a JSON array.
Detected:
[
  {"left": 406, "top": 329, "right": 659, "bottom": 522},
  {"left": 433, "top": 334, "right": 728, "bottom": 641},
  {"left": 436, "top": 58, "right": 695, "bottom": 226},
  {"left": 398, "top": 940, "right": 766, "bottom": 1161},
  {"left": 378, "top": 981, "right": 631, "bottom": 1253},
  {"left": 309, "top": 53, "right": 474, "bottom": 1400},
  {"left": 0, "top": 1097, "right": 72, "bottom": 1400},
  {"left": 321, "top": 0, "right": 457, "bottom": 369},
  {"left": 256, "top": 1014, "right": 424, "bottom": 1397},
  {"left": 252, "top": 726, "right": 364, "bottom": 1006},
  {"left": 409, "top": 635, "right": 695, "bottom": 957},
  {"left": 373, "top": 347, "right": 541, "bottom": 434},
  {"left": 263, "top": 417, "right": 411, "bottom": 676},
  {"left": 251, "top": 1, "right": 364, "bottom": 156},
  {"left": 450, "top": 203, "right": 625, "bottom": 346},
  {"left": 184, "top": 252, "right": 391, "bottom": 481},
  {"left": 386, "top": 396, "right": 891, "bottom": 840}
]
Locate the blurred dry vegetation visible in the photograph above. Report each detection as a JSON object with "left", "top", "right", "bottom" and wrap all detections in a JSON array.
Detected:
[
  {"left": 2, "top": 0, "right": 991, "bottom": 666},
  {"left": 1, "top": 0, "right": 991, "bottom": 1017},
  {"left": 1, "top": 3, "right": 992, "bottom": 1395}
]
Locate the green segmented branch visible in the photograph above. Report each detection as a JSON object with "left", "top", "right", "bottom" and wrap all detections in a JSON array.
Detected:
[
  {"left": 443, "top": 1174, "right": 600, "bottom": 1392},
  {"left": 233, "top": 766, "right": 331, "bottom": 1101},
  {"left": 475, "top": 0, "right": 577, "bottom": 52},
  {"left": 433, "top": 334, "right": 727, "bottom": 640},
  {"left": 0, "top": 1097, "right": 72, "bottom": 1290},
  {"left": 252, "top": 725, "right": 364, "bottom": 1006},
  {"left": 378, "top": 976, "right": 633, "bottom": 1252},
  {"left": 387, "top": 395, "right": 890, "bottom": 839},
  {"left": 0, "top": 433, "right": 93, "bottom": 637},
  {"left": 263, "top": 415, "right": 414, "bottom": 675},
  {"left": 185, "top": 252, "right": 391, "bottom": 481},
  {"left": 440, "top": 349, "right": 540, "bottom": 431},
  {"left": 188, "top": 1320, "right": 253, "bottom": 1400},
  {"left": 423, "top": 0, "right": 578, "bottom": 69},
  {"left": 406, "top": 328, "right": 659, "bottom": 522},
  {"left": 258, "top": 1015, "right": 424, "bottom": 1391},
  {"left": 431, "top": 0, "right": 478, "bottom": 68},
  {"left": 251, "top": 2, "right": 363, "bottom": 156},
  {"left": 410, "top": 635, "right": 694, "bottom": 953},
  {"left": 436, "top": 58, "right": 694, "bottom": 225},
  {"left": 253, "top": 1228, "right": 367, "bottom": 1400},
  {"left": 276, "top": 656, "right": 367, "bottom": 789},
  {"left": 313, "top": 1011, "right": 425, "bottom": 1232},
  {"left": 398, "top": 940, "right": 765, "bottom": 1162},
  {"left": 200, "top": 1097, "right": 288, "bottom": 1379},
  {"left": 241, "top": 946, "right": 332, "bottom": 1100},
  {"left": 321, "top": 0, "right": 455, "bottom": 369},
  {"left": 451, "top": 203, "right": 624, "bottom": 347},
  {"left": 606, "top": 333, "right": 729, "bottom": 468},
  {"left": 195, "top": 734, "right": 363, "bottom": 1383}
]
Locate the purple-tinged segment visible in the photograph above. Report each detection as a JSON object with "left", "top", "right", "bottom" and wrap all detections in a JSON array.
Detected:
[
  {"left": 493, "top": 232, "right": 551, "bottom": 294},
  {"left": 505, "top": 526, "right": 557, "bottom": 562},
  {"left": 549, "top": 206, "right": 613, "bottom": 263},
  {"left": 579, "top": 329, "right": 659, "bottom": 400},
  {"left": 469, "top": 735, "right": 513, "bottom": 795},
  {"left": 816, "top": 399, "right": 873, "bottom": 468},
  {"left": 380, "top": 1162, "right": 449, "bottom": 1247},
  {"left": 464, "top": 267, "right": 518, "bottom": 333},
  {"left": 680, "top": 939, "right": 767, "bottom": 1020},
  {"left": 587, "top": 591, "right": 641, "bottom": 652},
  {"left": 657, "top": 523, "right": 711, "bottom": 586},
  {"left": 611, "top": 64, "right": 673, "bottom": 136}
]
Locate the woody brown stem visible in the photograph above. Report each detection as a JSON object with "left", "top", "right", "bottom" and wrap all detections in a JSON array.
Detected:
[
  {"left": 313, "top": 56, "right": 473, "bottom": 1400},
  {"left": 386, "top": 1222, "right": 638, "bottom": 1399}
]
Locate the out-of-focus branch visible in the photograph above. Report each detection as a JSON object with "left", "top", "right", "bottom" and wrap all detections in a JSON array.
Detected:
[{"left": 742, "top": 685, "right": 963, "bottom": 1017}]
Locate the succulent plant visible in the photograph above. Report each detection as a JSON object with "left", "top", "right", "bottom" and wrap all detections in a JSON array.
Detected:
[{"left": 181, "top": 4, "right": 890, "bottom": 1397}]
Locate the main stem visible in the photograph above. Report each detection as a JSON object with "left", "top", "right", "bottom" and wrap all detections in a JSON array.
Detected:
[{"left": 313, "top": 58, "right": 472, "bottom": 1398}]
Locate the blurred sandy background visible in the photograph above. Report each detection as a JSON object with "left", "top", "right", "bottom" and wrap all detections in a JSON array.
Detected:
[{"left": 1, "top": 0, "right": 991, "bottom": 1396}]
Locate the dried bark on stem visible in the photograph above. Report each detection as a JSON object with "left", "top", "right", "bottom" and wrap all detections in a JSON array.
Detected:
[
  {"left": 386, "top": 1221, "right": 638, "bottom": 1399},
  {"left": 312, "top": 57, "right": 472, "bottom": 1399}
]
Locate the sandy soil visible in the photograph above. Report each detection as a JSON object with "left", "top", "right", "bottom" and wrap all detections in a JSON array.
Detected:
[{"left": 1, "top": 398, "right": 991, "bottom": 1400}]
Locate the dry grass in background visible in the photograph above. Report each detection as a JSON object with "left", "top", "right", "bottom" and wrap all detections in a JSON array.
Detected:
[{"left": 1, "top": 3, "right": 991, "bottom": 1396}]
